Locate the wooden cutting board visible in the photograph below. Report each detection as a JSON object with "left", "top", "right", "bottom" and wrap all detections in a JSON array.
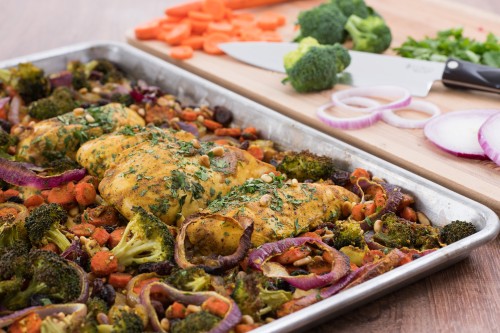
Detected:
[{"left": 126, "top": 0, "right": 500, "bottom": 215}]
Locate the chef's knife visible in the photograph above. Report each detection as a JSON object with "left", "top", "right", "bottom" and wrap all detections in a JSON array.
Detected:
[{"left": 218, "top": 42, "right": 500, "bottom": 97}]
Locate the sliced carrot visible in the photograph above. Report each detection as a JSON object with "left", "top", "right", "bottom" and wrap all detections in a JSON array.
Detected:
[
  {"left": 203, "top": 119, "right": 223, "bottom": 130},
  {"left": 167, "top": 301, "right": 188, "bottom": 319},
  {"left": 214, "top": 127, "right": 241, "bottom": 137},
  {"left": 91, "top": 227, "right": 110, "bottom": 246},
  {"left": 300, "top": 231, "right": 322, "bottom": 240},
  {"left": 247, "top": 145, "right": 264, "bottom": 160},
  {"left": 349, "top": 168, "right": 370, "bottom": 184},
  {"left": 40, "top": 242, "right": 59, "bottom": 253},
  {"left": 202, "top": 296, "right": 229, "bottom": 317},
  {"left": 3, "top": 189, "right": 20, "bottom": 198},
  {"left": 108, "top": 227, "right": 125, "bottom": 249},
  {"left": 235, "top": 324, "right": 260, "bottom": 333},
  {"left": 400, "top": 206, "right": 417, "bottom": 222},
  {"left": 274, "top": 245, "right": 311, "bottom": 265},
  {"left": 108, "top": 272, "right": 133, "bottom": 289},
  {"left": 159, "top": 22, "right": 179, "bottom": 33},
  {"left": 230, "top": 12, "right": 255, "bottom": 21},
  {"left": 164, "top": 15, "right": 184, "bottom": 23},
  {"left": 203, "top": 32, "right": 231, "bottom": 54},
  {"left": 207, "top": 21, "right": 234, "bottom": 35},
  {"left": 70, "top": 223, "right": 96, "bottom": 237},
  {"left": 162, "top": 22, "right": 191, "bottom": 45},
  {"left": 350, "top": 203, "right": 366, "bottom": 221},
  {"left": 132, "top": 277, "right": 160, "bottom": 295},
  {"left": 135, "top": 19, "right": 162, "bottom": 40},
  {"left": 223, "top": 0, "right": 293, "bottom": 10},
  {"left": 256, "top": 12, "right": 284, "bottom": 30},
  {"left": 181, "top": 36, "right": 206, "bottom": 50},
  {"left": 169, "top": 45, "right": 195, "bottom": 60},
  {"left": 74, "top": 182, "right": 97, "bottom": 207},
  {"left": 166, "top": 1, "right": 203, "bottom": 17},
  {"left": 78, "top": 175, "right": 99, "bottom": 188},
  {"left": 90, "top": 251, "right": 118, "bottom": 277},
  {"left": 237, "top": 27, "right": 263, "bottom": 41},
  {"left": 202, "top": 0, "right": 227, "bottom": 21},
  {"left": 180, "top": 110, "right": 199, "bottom": 121},
  {"left": 8, "top": 312, "right": 42, "bottom": 333},
  {"left": 188, "top": 10, "right": 214, "bottom": 21},
  {"left": 47, "top": 183, "right": 75, "bottom": 206},
  {"left": 82, "top": 206, "right": 119, "bottom": 227},
  {"left": 189, "top": 19, "right": 210, "bottom": 34}
]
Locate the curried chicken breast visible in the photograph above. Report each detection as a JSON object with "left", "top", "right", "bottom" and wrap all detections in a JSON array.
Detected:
[
  {"left": 184, "top": 177, "right": 360, "bottom": 255},
  {"left": 76, "top": 125, "right": 195, "bottom": 178},
  {"left": 98, "top": 139, "right": 276, "bottom": 226},
  {"left": 16, "top": 103, "right": 144, "bottom": 164}
]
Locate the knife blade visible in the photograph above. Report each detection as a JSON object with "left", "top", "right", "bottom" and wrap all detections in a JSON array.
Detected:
[{"left": 218, "top": 42, "right": 500, "bottom": 97}]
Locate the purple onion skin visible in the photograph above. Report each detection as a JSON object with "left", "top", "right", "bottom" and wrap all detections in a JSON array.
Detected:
[
  {"left": 248, "top": 237, "right": 350, "bottom": 290},
  {"left": 140, "top": 281, "right": 241, "bottom": 333},
  {"left": 0, "top": 303, "right": 87, "bottom": 329},
  {"left": 175, "top": 214, "right": 253, "bottom": 275},
  {"left": 49, "top": 71, "right": 73, "bottom": 88}
]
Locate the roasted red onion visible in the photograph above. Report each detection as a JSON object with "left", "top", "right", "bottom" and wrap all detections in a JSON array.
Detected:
[
  {"left": 67, "top": 260, "right": 90, "bottom": 304},
  {"left": 49, "top": 71, "right": 73, "bottom": 88},
  {"left": 7, "top": 95, "right": 21, "bottom": 125},
  {"left": 0, "top": 158, "right": 86, "bottom": 189},
  {"left": 175, "top": 214, "right": 254, "bottom": 274},
  {"left": 140, "top": 281, "right": 241, "bottom": 333},
  {"left": 0, "top": 303, "right": 87, "bottom": 328},
  {"left": 248, "top": 237, "right": 350, "bottom": 290}
]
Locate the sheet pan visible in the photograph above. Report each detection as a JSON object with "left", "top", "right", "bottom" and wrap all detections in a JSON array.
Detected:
[{"left": 1, "top": 41, "right": 498, "bottom": 333}]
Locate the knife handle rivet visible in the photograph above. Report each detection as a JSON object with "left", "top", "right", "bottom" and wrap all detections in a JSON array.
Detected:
[{"left": 447, "top": 60, "right": 459, "bottom": 69}]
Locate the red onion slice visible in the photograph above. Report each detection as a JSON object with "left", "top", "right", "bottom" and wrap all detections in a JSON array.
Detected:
[
  {"left": 8, "top": 95, "right": 21, "bottom": 125},
  {"left": 248, "top": 237, "right": 350, "bottom": 290},
  {"left": 0, "top": 303, "right": 87, "bottom": 328},
  {"left": 424, "top": 109, "right": 499, "bottom": 159},
  {"left": 140, "top": 281, "right": 241, "bottom": 333},
  {"left": 317, "top": 102, "right": 382, "bottom": 130},
  {"left": 381, "top": 100, "right": 441, "bottom": 129},
  {"left": 331, "top": 86, "right": 411, "bottom": 113},
  {"left": 0, "top": 158, "right": 86, "bottom": 189},
  {"left": 478, "top": 112, "right": 500, "bottom": 166}
]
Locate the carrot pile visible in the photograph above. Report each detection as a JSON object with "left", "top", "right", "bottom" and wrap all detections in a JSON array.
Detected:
[{"left": 134, "top": 0, "right": 288, "bottom": 60}]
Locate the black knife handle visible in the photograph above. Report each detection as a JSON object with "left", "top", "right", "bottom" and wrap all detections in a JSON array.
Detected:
[{"left": 441, "top": 58, "right": 500, "bottom": 94}]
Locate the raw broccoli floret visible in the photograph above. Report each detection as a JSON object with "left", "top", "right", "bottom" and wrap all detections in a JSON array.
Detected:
[
  {"left": 28, "top": 87, "right": 77, "bottom": 120},
  {"left": 345, "top": 15, "right": 392, "bottom": 53},
  {"left": 170, "top": 311, "right": 220, "bottom": 333},
  {"left": 440, "top": 220, "right": 477, "bottom": 244},
  {"left": 165, "top": 267, "right": 211, "bottom": 292},
  {"left": 231, "top": 273, "right": 292, "bottom": 320},
  {"left": 276, "top": 150, "right": 338, "bottom": 182},
  {"left": 2, "top": 249, "right": 82, "bottom": 310},
  {"left": 25, "top": 203, "right": 71, "bottom": 252},
  {"left": 296, "top": 3, "right": 347, "bottom": 45},
  {"left": 97, "top": 306, "right": 144, "bottom": 333},
  {"left": 9, "top": 63, "right": 50, "bottom": 104},
  {"left": 330, "top": 220, "right": 366, "bottom": 249},
  {"left": 374, "top": 213, "right": 440, "bottom": 250},
  {"left": 0, "top": 204, "right": 29, "bottom": 247},
  {"left": 111, "top": 206, "right": 175, "bottom": 267},
  {"left": 283, "top": 37, "right": 351, "bottom": 93},
  {"left": 329, "top": 0, "right": 370, "bottom": 18}
]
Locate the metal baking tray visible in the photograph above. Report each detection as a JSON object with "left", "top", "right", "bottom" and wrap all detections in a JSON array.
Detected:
[{"left": 1, "top": 42, "right": 498, "bottom": 333}]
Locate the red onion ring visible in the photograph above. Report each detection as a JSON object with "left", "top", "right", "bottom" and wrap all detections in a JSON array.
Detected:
[
  {"left": 317, "top": 102, "right": 382, "bottom": 130},
  {"left": 478, "top": 112, "right": 500, "bottom": 166},
  {"left": 0, "top": 303, "right": 87, "bottom": 328},
  {"left": 67, "top": 260, "right": 90, "bottom": 304},
  {"left": 248, "top": 237, "right": 350, "bottom": 290},
  {"left": 0, "top": 158, "right": 86, "bottom": 189},
  {"left": 331, "top": 86, "right": 411, "bottom": 113},
  {"left": 140, "top": 281, "right": 241, "bottom": 333},
  {"left": 125, "top": 272, "right": 160, "bottom": 306},
  {"left": 381, "top": 100, "right": 441, "bottom": 129}
]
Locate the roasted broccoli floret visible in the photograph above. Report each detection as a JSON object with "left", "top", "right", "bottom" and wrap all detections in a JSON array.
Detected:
[
  {"left": 0, "top": 203, "right": 29, "bottom": 247},
  {"left": 170, "top": 311, "right": 221, "bottom": 333},
  {"left": 97, "top": 306, "right": 144, "bottom": 333},
  {"left": 89, "top": 59, "right": 125, "bottom": 84},
  {"left": 330, "top": 220, "right": 366, "bottom": 250},
  {"left": 0, "top": 242, "right": 31, "bottom": 297},
  {"left": 295, "top": 3, "right": 347, "bottom": 45},
  {"left": 28, "top": 87, "right": 77, "bottom": 120},
  {"left": 165, "top": 267, "right": 211, "bottom": 292},
  {"left": 111, "top": 206, "right": 175, "bottom": 267},
  {"left": 329, "top": 0, "right": 370, "bottom": 18},
  {"left": 2, "top": 249, "right": 81, "bottom": 310},
  {"left": 345, "top": 14, "right": 392, "bottom": 53},
  {"left": 42, "top": 156, "right": 82, "bottom": 175},
  {"left": 231, "top": 273, "right": 292, "bottom": 320},
  {"left": 8, "top": 63, "right": 50, "bottom": 104},
  {"left": 440, "top": 220, "right": 477, "bottom": 244},
  {"left": 373, "top": 213, "right": 440, "bottom": 250},
  {"left": 0, "top": 128, "right": 15, "bottom": 151},
  {"left": 67, "top": 60, "right": 90, "bottom": 91},
  {"left": 25, "top": 203, "right": 71, "bottom": 252},
  {"left": 283, "top": 37, "right": 351, "bottom": 93},
  {"left": 276, "top": 150, "right": 338, "bottom": 182}
]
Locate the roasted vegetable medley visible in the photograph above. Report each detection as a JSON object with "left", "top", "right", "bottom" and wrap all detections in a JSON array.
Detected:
[{"left": 0, "top": 59, "right": 477, "bottom": 332}]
